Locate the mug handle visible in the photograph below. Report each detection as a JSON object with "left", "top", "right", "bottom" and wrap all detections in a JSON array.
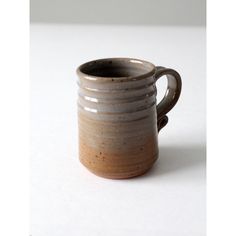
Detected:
[{"left": 155, "top": 66, "right": 182, "bottom": 132}]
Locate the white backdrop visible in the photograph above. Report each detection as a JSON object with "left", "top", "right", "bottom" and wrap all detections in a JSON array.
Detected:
[
  {"left": 31, "top": 24, "right": 206, "bottom": 236},
  {"left": 30, "top": 0, "right": 206, "bottom": 235}
]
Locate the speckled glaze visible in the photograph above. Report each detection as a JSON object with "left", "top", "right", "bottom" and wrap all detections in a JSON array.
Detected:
[{"left": 76, "top": 58, "right": 181, "bottom": 179}]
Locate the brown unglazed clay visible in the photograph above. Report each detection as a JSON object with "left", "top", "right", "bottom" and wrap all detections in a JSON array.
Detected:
[{"left": 76, "top": 58, "right": 182, "bottom": 179}]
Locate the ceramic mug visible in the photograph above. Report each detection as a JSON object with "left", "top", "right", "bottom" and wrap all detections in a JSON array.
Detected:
[{"left": 76, "top": 58, "right": 182, "bottom": 179}]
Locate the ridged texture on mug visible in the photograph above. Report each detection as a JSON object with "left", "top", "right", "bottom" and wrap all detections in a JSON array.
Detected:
[{"left": 77, "top": 66, "right": 158, "bottom": 179}]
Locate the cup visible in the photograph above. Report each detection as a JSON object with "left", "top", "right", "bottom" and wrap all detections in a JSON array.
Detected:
[{"left": 76, "top": 58, "right": 182, "bottom": 179}]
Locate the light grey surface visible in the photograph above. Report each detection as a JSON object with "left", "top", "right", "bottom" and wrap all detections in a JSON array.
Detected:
[
  {"left": 31, "top": 24, "right": 206, "bottom": 235},
  {"left": 30, "top": 0, "right": 206, "bottom": 26}
]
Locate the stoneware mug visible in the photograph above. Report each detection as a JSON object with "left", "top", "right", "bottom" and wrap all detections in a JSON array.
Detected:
[{"left": 76, "top": 58, "right": 182, "bottom": 179}]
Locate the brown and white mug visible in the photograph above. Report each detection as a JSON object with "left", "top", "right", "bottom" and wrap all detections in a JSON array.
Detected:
[{"left": 76, "top": 58, "right": 182, "bottom": 179}]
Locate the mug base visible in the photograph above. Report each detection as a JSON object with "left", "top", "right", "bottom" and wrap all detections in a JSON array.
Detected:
[{"left": 80, "top": 155, "right": 158, "bottom": 179}]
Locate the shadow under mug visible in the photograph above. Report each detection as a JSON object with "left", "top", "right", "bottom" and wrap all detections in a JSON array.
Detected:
[{"left": 76, "top": 58, "right": 182, "bottom": 179}]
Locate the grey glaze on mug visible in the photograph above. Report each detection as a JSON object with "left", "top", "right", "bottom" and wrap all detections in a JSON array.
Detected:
[{"left": 76, "top": 58, "right": 182, "bottom": 179}]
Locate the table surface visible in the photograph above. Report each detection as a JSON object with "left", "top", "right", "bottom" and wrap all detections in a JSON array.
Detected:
[{"left": 31, "top": 24, "right": 206, "bottom": 236}]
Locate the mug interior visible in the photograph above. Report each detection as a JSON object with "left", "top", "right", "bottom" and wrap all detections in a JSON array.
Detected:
[{"left": 78, "top": 58, "right": 155, "bottom": 79}]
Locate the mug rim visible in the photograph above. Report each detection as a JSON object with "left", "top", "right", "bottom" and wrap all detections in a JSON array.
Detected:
[{"left": 76, "top": 57, "right": 156, "bottom": 81}]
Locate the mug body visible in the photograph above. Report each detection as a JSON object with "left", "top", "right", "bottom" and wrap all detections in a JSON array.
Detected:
[{"left": 77, "top": 58, "right": 158, "bottom": 179}]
